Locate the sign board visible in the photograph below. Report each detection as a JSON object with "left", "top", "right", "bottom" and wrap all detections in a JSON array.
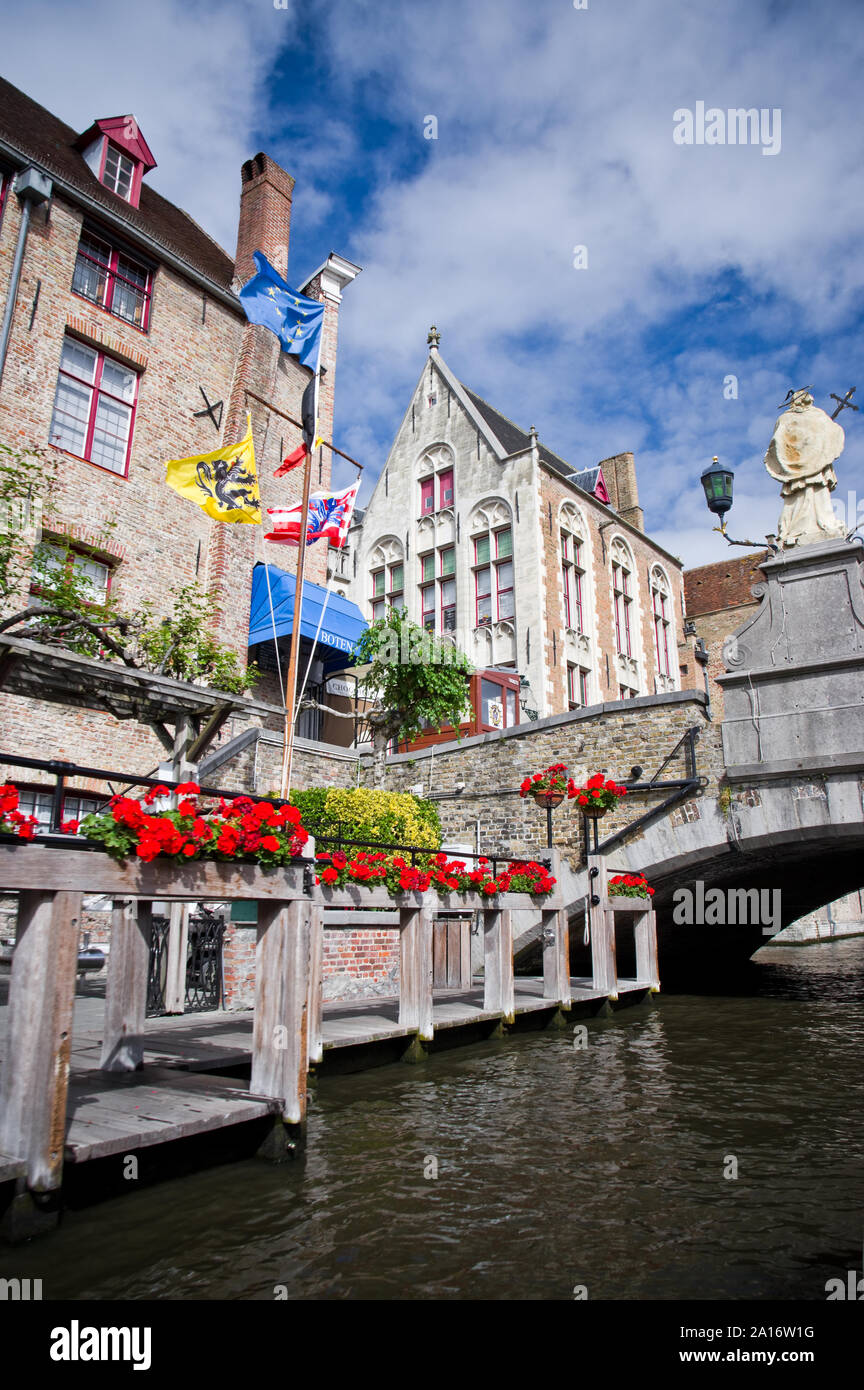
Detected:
[
  {"left": 487, "top": 700, "right": 504, "bottom": 729},
  {"left": 326, "top": 678, "right": 353, "bottom": 698}
]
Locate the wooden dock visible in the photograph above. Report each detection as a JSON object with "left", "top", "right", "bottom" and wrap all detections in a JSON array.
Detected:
[
  {"left": 62, "top": 1068, "right": 281, "bottom": 1164},
  {"left": 0, "top": 840, "right": 659, "bottom": 1238},
  {"left": 64, "top": 974, "right": 654, "bottom": 1077}
]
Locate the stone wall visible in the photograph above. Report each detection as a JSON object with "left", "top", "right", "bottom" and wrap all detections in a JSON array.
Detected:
[{"left": 381, "top": 689, "right": 721, "bottom": 864}]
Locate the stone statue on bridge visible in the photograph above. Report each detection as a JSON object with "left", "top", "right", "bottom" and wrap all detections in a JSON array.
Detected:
[{"left": 764, "top": 388, "right": 847, "bottom": 547}]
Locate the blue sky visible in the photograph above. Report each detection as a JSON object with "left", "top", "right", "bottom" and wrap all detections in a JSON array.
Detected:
[{"left": 3, "top": 0, "right": 863, "bottom": 565}]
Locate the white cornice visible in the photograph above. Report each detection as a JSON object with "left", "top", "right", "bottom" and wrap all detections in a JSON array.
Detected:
[{"left": 301, "top": 251, "right": 362, "bottom": 302}]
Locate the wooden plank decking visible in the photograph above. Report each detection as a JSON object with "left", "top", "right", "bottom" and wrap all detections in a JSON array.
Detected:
[
  {"left": 62, "top": 1067, "right": 281, "bottom": 1164},
  {"left": 57, "top": 974, "right": 653, "bottom": 1075}
]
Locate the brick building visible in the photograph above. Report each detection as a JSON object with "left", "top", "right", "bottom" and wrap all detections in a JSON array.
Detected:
[
  {"left": 0, "top": 76, "right": 359, "bottom": 807},
  {"left": 347, "top": 328, "right": 703, "bottom": 734}
]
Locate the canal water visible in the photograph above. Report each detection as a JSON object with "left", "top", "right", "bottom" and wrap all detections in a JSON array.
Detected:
[{"left": 12, "top": 938, "right": 864, "bottom": 1301}]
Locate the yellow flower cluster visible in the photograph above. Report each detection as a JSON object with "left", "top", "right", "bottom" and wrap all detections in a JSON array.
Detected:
[{"left": 323, "top": 787, "right": 441, "bottom": 851}]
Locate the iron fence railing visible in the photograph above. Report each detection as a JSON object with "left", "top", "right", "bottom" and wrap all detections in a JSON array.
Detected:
[{"left": 0, "top": 752, "right": 301, "bottom": 845}]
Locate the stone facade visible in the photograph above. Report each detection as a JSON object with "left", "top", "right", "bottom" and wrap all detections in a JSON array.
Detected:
[
  {"left": 684, "top": 550, "right": 769, "bottom": 718},
  {"left": 345, "top": 335, "right": 701, "bottom": 726}
]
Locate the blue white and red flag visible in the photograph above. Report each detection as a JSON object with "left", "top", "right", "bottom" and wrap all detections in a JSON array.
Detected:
[{"left": 264, "top": 483, "right": 359, "bottom": 549}]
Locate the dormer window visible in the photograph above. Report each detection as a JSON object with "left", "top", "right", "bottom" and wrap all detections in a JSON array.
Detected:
[
  {"left": 74, "top": 116, "right": 156, "bottom": 211},
  {"left": 102, "top": 144, "right": 135, "bottom": 200}
]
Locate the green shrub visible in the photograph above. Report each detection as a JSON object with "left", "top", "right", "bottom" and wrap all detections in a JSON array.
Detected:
[{"left": 288, "top": 785, "right": 441, "bottom": 851}]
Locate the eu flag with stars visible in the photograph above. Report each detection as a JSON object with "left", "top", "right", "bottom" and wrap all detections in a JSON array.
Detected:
[{"left": 238, "top": 252, "right": 324, "bottom": 373}]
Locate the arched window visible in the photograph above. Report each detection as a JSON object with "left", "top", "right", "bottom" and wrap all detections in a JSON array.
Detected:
[
  {"left": 611, "top": 539, "right": 635, "bottom": 657},
  {"left": 369, "top": 539, "right": 404, "bottom": 620},
  {"left": 651, "top": 565, "right": 673, "bottom": 678},
  {"left": 471, "top": 508, "right": 514, "bottom": 626},
  {"left": 416, "top": 444, "right": 455, "bottom": 518},
  {"left": 560, "top": 505, "right": 587, "bottom": 633}
]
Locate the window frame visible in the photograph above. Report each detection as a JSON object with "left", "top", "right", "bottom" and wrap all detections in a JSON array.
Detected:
[
  {"left": 567, "top": 663, "right": 589, "bottom": 711},
  {"left": 561, "top": 529, "right": 584, "bottom": 632},
  {"left": 15, "top": 783, "right": 106, "bottom": 834},
  {"left": 652, "top": 575, "right": 671, "bottom": 677},
  {"left": 30, "top": 540, "right": 113, "bottom": 611},
  {"left": 71, "top": 228, "right": 152, "bottom": 332},
  {"left": 49, "top": 336, "right": 139, "bottom": 478},
  {"left": 99, "top": 140, "right": 141, "bottom": 204},
  {"left": 473, "top": 525, "right": 514, "bottom": 628},
  {"left": 439, "top": 549, "right": 456, "bottom": 631},
  {"left": 612, "top": 560, "right": 633, "bottom": 656}
]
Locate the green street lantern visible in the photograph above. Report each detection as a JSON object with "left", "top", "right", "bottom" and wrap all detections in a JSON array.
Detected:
[{"left": 700, "top": 456, "right": 735, "bottom": 517}]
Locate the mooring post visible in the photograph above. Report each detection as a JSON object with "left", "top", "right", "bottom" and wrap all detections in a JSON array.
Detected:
[
  {"left": 542, "top": 907, "right": 571, "bottom": 1007},
  {"left": 163, "top": 901, "right": 189, "bottom": 1014},
  {"left": 399, "top": 893, "right": 434, "bottom": 1040},
  {"left": 100, "top": 898, "right": 153, "bottom": 1072},
  {"left": 634, "top": 905, "right": 660, "bottom": 990},
  {"left": 251, "top": 898, "right": 310, "bottom": 1132},
  {"left": 306, "top": 903, "right": 324, "bottom": 1065},
  {"left": 588, "top": 852, "right": 617, "bottom": 998},
  {"left": 483, "top": 904, "right": 515, "bottom": 1022},
  {"left": 0, "top": 890, "right": 82, "bottom": 1192}
]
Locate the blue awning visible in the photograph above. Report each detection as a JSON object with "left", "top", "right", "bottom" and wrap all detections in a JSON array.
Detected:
[{"left": 248, "top": 563, "right": 367, "bottom": 671}]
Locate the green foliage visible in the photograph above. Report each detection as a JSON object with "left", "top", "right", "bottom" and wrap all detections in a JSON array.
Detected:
[
  {"left": 289, "top": 784, "right": 442, "bottom": 850},
  {"left": 351, "top": 607, "right": 473, "bottom": 744},
  {"left": 0, "top": 443, "right": 57, "bottom": 612},
  {"left": 136, "top": 582, "right": 258, "bottom": 694},
  {"left": 287, "top": 786, "right": 330, "bottom": 832}
]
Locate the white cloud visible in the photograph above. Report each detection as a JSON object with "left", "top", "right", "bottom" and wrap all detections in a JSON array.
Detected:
[{"left": 0, "top": 0, "right": 297, "bottom": 253}]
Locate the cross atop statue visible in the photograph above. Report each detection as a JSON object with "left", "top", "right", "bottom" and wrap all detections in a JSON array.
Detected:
[{"left": 830, "top": 386, "right": 858, "bottom": 420}]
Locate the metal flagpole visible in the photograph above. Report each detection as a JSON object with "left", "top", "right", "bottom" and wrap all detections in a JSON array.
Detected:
[
  {"left": 293, "top": 469, "right": 361, "bottom": 731},
  {"left": 279, "top": 366, "right": 318, "bottom": 798}
]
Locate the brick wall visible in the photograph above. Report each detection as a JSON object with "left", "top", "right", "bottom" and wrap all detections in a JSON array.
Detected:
[
  {"left": 221, "top": 921, "right": 399, "bottom": 1008},
  {"left": 0, "top": 137, "right": 339, "bottom": 779}
]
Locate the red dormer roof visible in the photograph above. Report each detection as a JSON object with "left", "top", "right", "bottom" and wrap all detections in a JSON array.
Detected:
[{"left": 74, "top": 116, "right": 157, "bottom": 172}]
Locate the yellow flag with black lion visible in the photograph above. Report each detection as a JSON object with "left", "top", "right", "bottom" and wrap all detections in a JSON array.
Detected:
[{"left": 165, "top": 416, "right": 261, "bottom": 523}]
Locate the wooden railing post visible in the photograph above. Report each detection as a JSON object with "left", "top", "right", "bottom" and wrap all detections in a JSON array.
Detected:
[
  {"left": 307, "top": 904, "right": 324, "bottom": 1064},
  {"left": 100, "top": 898, "right": 152, "bottom": 1072},
  {"left": 251, "top": 898, "right": 310, "bottom": 1126},
  {"left": 163, "top": 901, "right": 189, "bottom": 1014},
  {"left": 634, "top": 905, "right": 660, "bottom": 990},
  {"left": 399, "top": 893, "right": 434, "bottom": 1040},
  {"left": 0, "top": 890, "right": 82, "bottom": 1190},
  {"left": 542, "top": 907, "right": 571, "bottom": 1007},
  {"left": 588, "top": 852, "right": 617, "bottom": 999},
  {"left": 483, "top": 905, "right": 514, "bottom": 1021}
]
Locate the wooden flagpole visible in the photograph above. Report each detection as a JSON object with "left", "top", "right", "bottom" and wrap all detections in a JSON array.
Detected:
[{"left": 278, "top": 369, "right": 318, "bottom": 798}]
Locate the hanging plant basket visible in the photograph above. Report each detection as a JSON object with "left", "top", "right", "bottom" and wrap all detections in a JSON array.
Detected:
[
  {"left": 580, "top": 801, "right": 609, "bottom": 819},
  {"left": 530, "top": 787, "right": 566, "bottom": 808}
]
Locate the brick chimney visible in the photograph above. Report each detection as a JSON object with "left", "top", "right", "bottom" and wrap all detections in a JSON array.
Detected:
[
  {"left": 234, "top": 152, "right": 295, "bottom": 284},
  {"left": 599, "top": 451, "right": 645, "bottom": 532}
]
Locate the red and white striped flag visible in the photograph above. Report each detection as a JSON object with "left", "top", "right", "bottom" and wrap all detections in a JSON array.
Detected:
[{"left": 264, "top": 483, "right": 359, "bottom": 548}]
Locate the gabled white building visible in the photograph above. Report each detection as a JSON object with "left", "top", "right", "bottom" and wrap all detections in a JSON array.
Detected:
[{"left": 344, "top": 329, "right": 697, "bottom": 729}]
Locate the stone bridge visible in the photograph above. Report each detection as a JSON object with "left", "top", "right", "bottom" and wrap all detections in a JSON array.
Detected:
[{"left": 551, "top": 536, "right": 864, "bottom": 981}]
